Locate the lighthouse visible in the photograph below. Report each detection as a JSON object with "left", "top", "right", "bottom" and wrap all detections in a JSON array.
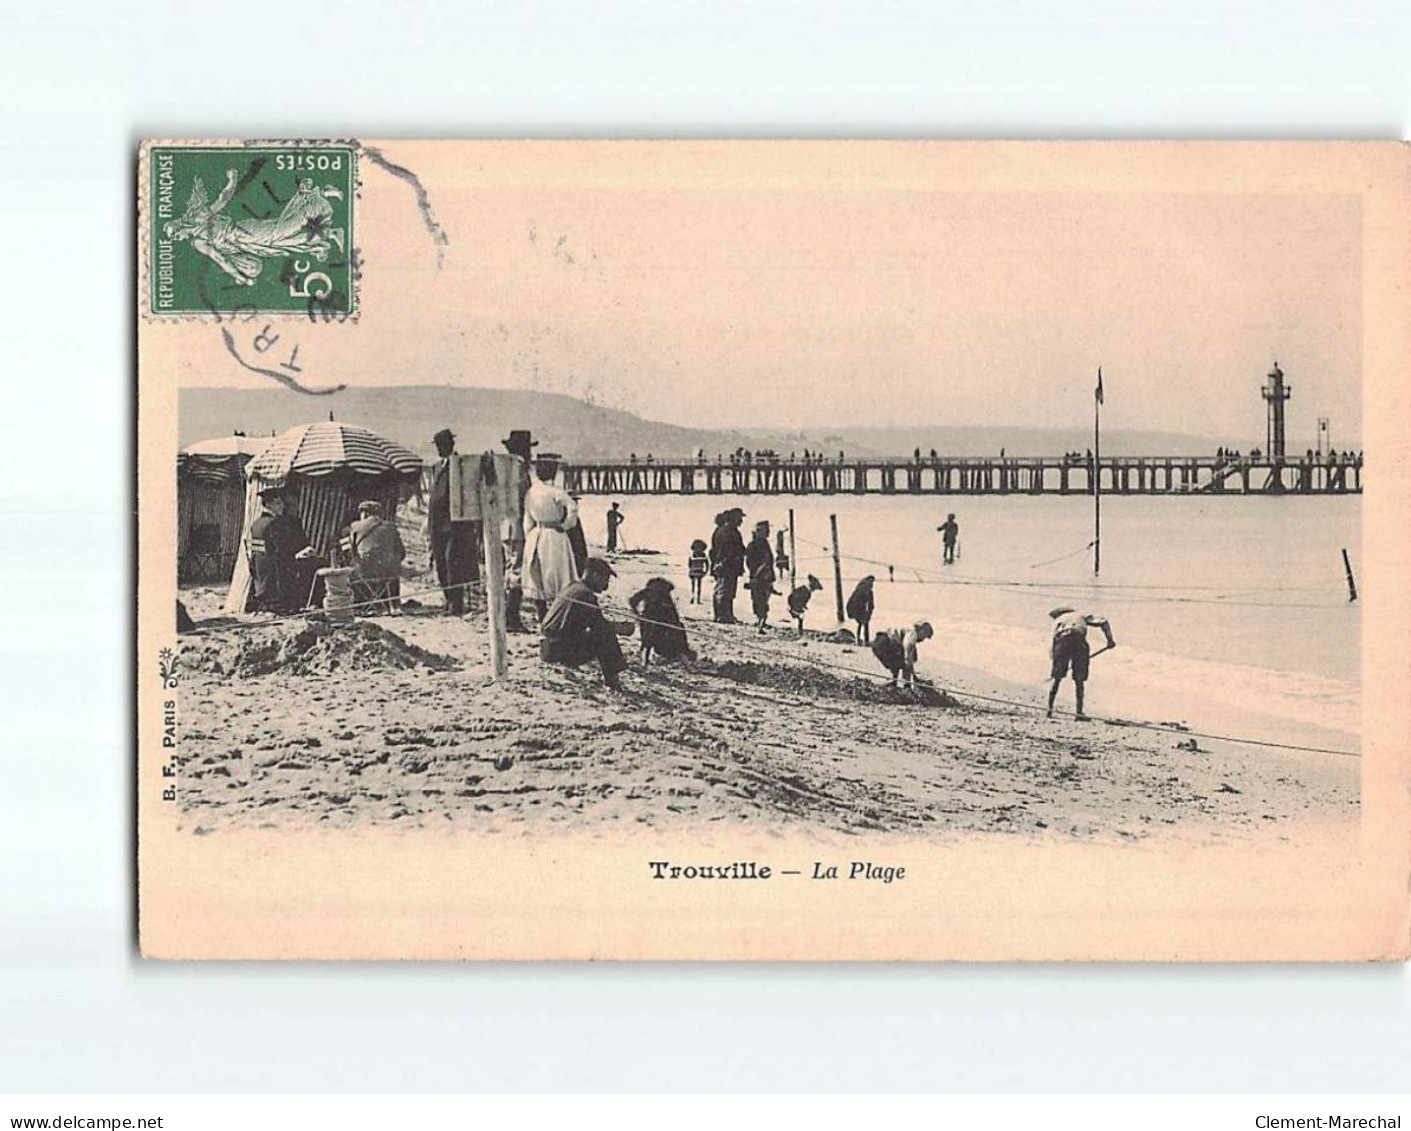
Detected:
[{"left": 1261, "top": 361, "right": 1292, "bottom": 461}]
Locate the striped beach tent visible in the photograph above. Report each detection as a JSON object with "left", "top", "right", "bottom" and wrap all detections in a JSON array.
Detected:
[
  {"left": 247, "top": 421, "right": 422, "bottom": 482},
  {"left": 177, "top": 436, "right": 272, "bottom": 582},
  {"left": 223, "top": 422, "right": 423, "bottom": 614}
]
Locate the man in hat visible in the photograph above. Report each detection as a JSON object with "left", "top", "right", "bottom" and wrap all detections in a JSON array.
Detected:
[
  {"left": 1047, "top": 607, "right": 1116, "bottom": 720},
  {"left": 428, "top": 427, "right": 479, "bottom": 616},
  {"left": 605, "top": 501, "right": 625, "bottom": 553},
  {"left": 247, "top": 487, "right": 317, "bottom": 613},
  {"left": 501, "top": 430, "right": 538, "bottom": 633},
  {"left": 709, "top": 507, "right": 747, "bottom": 624},
  {"left": 523, "top": 452, "right": 581, "bottom": 621},
  {"left": 744, "top": 518, "right": 777, "bottom": 634},
  {"left": 347, "top": 499, "right": 405, "bottom": 612},
  {"left": 540, "top": 556, "right": 630, "bottom": 689}
]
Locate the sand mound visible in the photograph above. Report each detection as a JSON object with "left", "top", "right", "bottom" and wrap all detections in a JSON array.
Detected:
[
  {"left": 704, "top": 658, "right": 955, "bottom": 707},
  {"left": 184, "top": 621, "right": 458, "bottom": 679}
]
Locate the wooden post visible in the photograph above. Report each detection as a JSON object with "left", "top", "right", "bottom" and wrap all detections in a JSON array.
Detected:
[
  {"left": 829, "top": 513, "right": 845, "bottom": 624},
  {"left": 478, "top": 453, "right": 508, "bottom": 679},
  {"left": 1093, "top": 367, "right": 1102, "bottom": 576},
  {"left": 1341, "top": 547, "right": 1358, "bottom": 603},
  {"left": 788, "top": 507, "right": 798, "bottom": 594}
]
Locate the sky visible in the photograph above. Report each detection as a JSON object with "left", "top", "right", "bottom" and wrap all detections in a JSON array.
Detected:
[{"left": 172, "top": 141, "right": 1366, "bottom": 443}]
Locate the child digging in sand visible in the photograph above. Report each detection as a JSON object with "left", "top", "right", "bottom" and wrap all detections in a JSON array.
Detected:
[
  {"left": 687, "top": 539, "right": 709, "bottom": 604},
  {"left": 787, "top": 574, "right": 824, "bottom": 637},
  {"left": 871, "top": 620, "right": 934, "bottom": 688}
]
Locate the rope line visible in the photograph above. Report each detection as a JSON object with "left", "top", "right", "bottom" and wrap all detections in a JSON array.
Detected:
[
  {"left": 561, "top": 594, "right": 1361, "bottom": 759},
  {"left": 182, "top": 565, "right": 1359, "bottom": 758},
  {"left": 790, "top": 533, "right": 1353, "bottom": 608},
  {"left": 1028, "top": 541, "right": 1096, "bottom": 570}
]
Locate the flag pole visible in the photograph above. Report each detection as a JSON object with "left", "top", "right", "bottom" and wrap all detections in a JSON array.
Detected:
[{"left": 1093, "top": 366, "right": 1102, "bottom": 577}]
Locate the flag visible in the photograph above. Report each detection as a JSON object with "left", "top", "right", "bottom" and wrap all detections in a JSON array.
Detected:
[{"left": 1095, "top": 367, "right": 1104, "bottom": 405}]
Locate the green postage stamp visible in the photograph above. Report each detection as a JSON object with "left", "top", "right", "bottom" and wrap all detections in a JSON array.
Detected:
[{"left": 145, "top": 143, "right": 357, "bottom": 318}]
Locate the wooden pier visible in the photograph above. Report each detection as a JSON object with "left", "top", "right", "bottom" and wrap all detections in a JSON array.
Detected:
[{"left": 560, "top": 454, "right": 1363, "bottom": 497}]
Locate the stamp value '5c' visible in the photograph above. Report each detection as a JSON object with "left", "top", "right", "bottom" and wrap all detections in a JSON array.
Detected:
[{"left": 144, "top": 143, "right": 357, "bottom": 319}]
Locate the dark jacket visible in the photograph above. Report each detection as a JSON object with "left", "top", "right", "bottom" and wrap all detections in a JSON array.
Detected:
[
  {"left": 541, "top": 579, "right": 606, "bottom": 643},
  {"left": 710, "top": 523, "right": 745, "bottom": 578},
  {"left": 846, "top": 580, "right": 874, "bottom": 623},
  {"left": 248, "top": 511, "right": 311, "bottom": 611},
  {"left": 429, "top": 457, "right": 454, "bottom": 538},
  {"left": 788, "top": 585, "right": 814, "bottom": 618},
  {"left": 629, "top": 584, "right": 693, "bottom": 658},
  {"left": 744, "top": 534, "right": 775, "bottom": 590}
]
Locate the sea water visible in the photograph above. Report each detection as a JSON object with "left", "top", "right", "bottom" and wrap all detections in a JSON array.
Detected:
[{"left": 586, "top": 493, "right": 1361, "bottom": 747}]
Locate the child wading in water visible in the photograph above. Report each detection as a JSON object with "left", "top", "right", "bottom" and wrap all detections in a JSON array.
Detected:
[
  {"left": 687, "top": 539, "right": 709, "bottom": 604},
  {"left": 787, "top": 574, "right": 824, "bottom": 637}
]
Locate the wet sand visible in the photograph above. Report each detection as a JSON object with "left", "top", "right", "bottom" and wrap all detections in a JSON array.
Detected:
[{"left": 173, "top": 553, "right": 1358, "bottom": 843}]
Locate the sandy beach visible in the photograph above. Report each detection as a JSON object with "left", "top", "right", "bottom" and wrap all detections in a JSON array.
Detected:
[{"left": 174, "top": 546, "right": 1358, "bottom": 845}]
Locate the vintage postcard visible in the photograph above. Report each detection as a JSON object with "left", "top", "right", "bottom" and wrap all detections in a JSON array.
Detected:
[{"left": 137, "top": 140, "right": 1410, "bottom": 960}]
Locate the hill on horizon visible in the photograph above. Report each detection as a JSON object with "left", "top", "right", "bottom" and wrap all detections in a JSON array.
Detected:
[{"left": 178, "top": 384, "right": 1283, "bottom": 461}]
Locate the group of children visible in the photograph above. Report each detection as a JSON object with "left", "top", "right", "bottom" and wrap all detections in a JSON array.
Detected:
[
  {"left": 612, "top": 519, "right": 1108, "bottom": 719},
  {"left": 683, "top": 527, "right": 934, "bottom": 688}
]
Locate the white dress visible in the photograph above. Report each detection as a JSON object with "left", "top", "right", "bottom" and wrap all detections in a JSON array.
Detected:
[{"left": 522, "top": 480, "right": 580, "bottom": 602}]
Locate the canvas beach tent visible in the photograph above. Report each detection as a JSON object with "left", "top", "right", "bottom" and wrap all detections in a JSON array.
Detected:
[
  {"left": 177, "top": 435, "right": 271, "bottom": 583},
  {"left": 223, "top": 422, "right": 423, "bottom": 614}
]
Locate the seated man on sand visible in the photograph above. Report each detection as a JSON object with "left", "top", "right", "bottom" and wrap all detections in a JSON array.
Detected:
[
  {"left": 540, "top": 556, "right": 632, "bottom": 690},
  {"left": 347, "top": 500, "right": 405, "bottom": 613},
  {"left": 248, "top": 487, "right": 318, "bottom": 614},
  {"left": 871, "top": 620, "right": 934, "bottom": 688}
]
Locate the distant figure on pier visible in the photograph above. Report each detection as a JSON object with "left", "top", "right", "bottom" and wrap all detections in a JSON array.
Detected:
[
  {"left": 745, "top": 520, "right": 778, "bottom": 634},
  {"left": 787, "top": 574, "right": 824, "bottom": 638},
  {"left": 871, "top": 621, "right": 934, "bottom": 688},
  {"left": 938, "top": 513, "right": 959, "bottom": 565},
  {"left": 710, "top": 508, "right": 746, "bottom": 624},
  {"left": 914, "top": 447, "right": 922, "bottom": 463},
  {"left": 845, "top": 575, "right": 876, "bottom": 644},
  {"left": 1046, "top": 606, "right": 1116, "bottom": 721},
  {"left": 687, "top": 538, "right": 709, "bottom": 605},
  {"left": 605, "top": 501, "right": 625, "bottom": 553}
]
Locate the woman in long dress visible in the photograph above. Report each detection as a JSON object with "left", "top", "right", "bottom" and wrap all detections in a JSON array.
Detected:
[{"left": 522, "top": 454, "right": 581, "bottom": 619}]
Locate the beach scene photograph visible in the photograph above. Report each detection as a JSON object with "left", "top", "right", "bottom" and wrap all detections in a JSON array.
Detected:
[{"left": 162, "top": 143, "right": 1363, "bottom": 848}]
